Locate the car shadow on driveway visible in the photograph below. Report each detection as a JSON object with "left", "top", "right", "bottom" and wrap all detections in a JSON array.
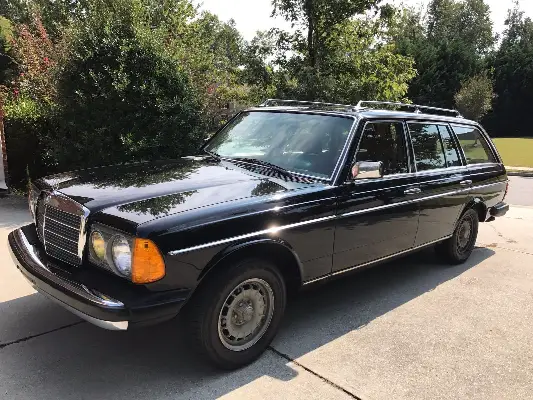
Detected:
[{"left": 0, "top": 246, "right": 495, "bottom": 399}]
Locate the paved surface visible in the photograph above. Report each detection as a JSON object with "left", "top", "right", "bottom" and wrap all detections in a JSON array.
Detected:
[
  {"left": 505, "top": 176, "right": 533, "bottom": 206},
  {"left": 1, "top": 182, "right": 533, "bottom": 400}
]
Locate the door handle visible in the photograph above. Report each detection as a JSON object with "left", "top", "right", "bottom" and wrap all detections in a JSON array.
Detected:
[
  {"left": 404, "top": 187, "right": 422, "bottom": 195},
  {"left": 460, "top": 180, "right": 473, "bottom": 187}
]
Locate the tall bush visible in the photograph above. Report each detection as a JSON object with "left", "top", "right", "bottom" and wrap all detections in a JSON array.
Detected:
[{"left": 47, "top": 0, "right": 203, "bottom": 169}]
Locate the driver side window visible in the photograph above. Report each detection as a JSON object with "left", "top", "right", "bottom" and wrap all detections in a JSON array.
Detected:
[{"left": 355, "top": 121, "right": 409, "bottom": 175}]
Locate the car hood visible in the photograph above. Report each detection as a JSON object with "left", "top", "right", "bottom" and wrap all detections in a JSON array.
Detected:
[{"left": 37, "top": 157, "right": 316, "bottom": 225}]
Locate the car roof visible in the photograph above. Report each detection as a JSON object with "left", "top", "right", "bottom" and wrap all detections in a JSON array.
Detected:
[{"left": 245, "top": 106, "right": 479, "bottom": 126}]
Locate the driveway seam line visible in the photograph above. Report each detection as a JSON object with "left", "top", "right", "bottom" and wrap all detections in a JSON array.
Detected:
[
  {"left": 0, "top": 321, "right": 85, "bottom": 350},
  {"left": 478, "top": 243, "right": 533, "bottom": 257},
  {"left": 268, "top": 346, "right": 364, "bottom": 400}
]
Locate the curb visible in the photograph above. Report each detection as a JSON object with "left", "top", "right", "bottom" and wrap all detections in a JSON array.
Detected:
[{"left": 507, "top": 171, "right": 533, "bottom": 177}]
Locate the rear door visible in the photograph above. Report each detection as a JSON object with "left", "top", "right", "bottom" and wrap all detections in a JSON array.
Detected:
[
  {"left": 451, "top": 124, "right": 508, "bottom": 210},
  {"left": 407, "top": 121, "right": 471, "bottom": 246},
  {"left": 333, "top": 120, "right": 419, "bottom": 272}
]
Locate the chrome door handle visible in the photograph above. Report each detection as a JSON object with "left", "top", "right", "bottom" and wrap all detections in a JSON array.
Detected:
[
  {"left": 404, "top": 188, "right": 422, "bottom": 195},
  {"left": 460, "top": 180, "right": 473, "bottom": 187}
]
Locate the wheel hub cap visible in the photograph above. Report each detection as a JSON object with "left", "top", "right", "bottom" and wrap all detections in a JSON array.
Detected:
[
  {"left": 457, "top": 217, "right": 474, "bottom": 251},
  {"left": 218, "top": 278, "right": 275, "bottom": 352}
]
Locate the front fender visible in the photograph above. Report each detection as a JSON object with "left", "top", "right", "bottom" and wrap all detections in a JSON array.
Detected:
[{"left": 198, "top": 238, "right": 304, "bottom": 286}]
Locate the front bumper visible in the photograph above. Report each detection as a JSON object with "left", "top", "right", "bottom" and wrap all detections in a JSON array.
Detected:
[{"left": 8, "top": 224, "right": 189, "bottom": 330}]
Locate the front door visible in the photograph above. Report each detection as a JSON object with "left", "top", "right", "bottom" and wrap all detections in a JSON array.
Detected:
[{"left": 333, "top": 120, "right": 419, "bottom": 272}]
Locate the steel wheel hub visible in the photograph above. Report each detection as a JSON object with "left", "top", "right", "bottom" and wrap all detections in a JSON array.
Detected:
[
  {"left": 457, "top": 217, "right": 473, "bottom": 252},
  {"left": 218, "top": 278, "right": 274, "bottom": 351}
]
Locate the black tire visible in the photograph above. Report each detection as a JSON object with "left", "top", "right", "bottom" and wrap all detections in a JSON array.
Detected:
[
  {"left": 184, "top": 258, "right": 287, "bottom": 369},
  {"left": 435, "top": 208, "right": 479, "bottom": 264}
]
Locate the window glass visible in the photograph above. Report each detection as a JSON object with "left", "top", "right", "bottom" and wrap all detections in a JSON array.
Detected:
[
  {"left": 205, "top": 111, "right": 354, "bottom": 178},
  {"left": 452, "top": 126, "right": 496, "bottom": 165},
  {"left": 438, "top": 125, "right": 462, "bottom": 167},
  {"left": 408, "top": 123, "right": 447, "bottom": 171},
  {"left": 355, "top": 122, "right": 409, "bottom": 175}
]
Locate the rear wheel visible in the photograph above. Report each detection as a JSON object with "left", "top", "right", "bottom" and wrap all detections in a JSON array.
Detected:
[
  {"left": 185, "top": 258, "right": 286, "bottom": 369},
  {"left": 435, "top": 208, "right": 479, "bottom": 264}
]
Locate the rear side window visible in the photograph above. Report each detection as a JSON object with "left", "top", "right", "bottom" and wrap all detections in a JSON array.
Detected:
[
  {"left": 438, "top": 125, "right": 462, "bottom": 167},
  {"left": 452, "top": 125, "right": 496, "bottom": 165},
  {"left": 408, "top": 123, "right": 447, "bottom": 171},
  {"left": 356, "top": 121, "right": 409, "bottom": 175}
]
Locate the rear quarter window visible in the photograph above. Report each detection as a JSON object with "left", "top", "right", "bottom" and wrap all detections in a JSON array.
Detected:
[{"left": 452, "top": 125, "right": 497, "bottom": 165}]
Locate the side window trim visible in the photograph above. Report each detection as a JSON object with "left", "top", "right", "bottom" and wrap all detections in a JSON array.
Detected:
[
  {"left": 406, "top": 120, "right": 469, "bottom": 173},
  {"left": 439, "top": 124, "right": 465, "bottom": 167},
  {"left": 351, "top": 119, "right": 413, "bottom": 178},
  {"left": 407, "top": 120, "right": 450, "bottom": 172},
  {"left": 450, "top": 123, "right": 500, "bottom": 165}
]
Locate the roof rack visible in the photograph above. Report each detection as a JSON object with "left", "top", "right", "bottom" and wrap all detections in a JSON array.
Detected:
[
  {"left": 260, "top": 99, "right": 356, "bottom": 109},
  {"left": 356, "top": 101, "right": 463, "bottom": 118}
]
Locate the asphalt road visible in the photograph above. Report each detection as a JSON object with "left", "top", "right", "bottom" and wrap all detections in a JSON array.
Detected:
[
  {"left": 1, "top": 180, "right": 533, "bottom": 400},
  {"left": 506, "top": 176, "right": 533, "bottom": 206}
]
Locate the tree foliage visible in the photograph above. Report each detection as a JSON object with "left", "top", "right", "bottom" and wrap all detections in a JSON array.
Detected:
[
  {"left": 394, "top": 0, "right": 494, "bottom": 107},
  {"left": 454, "top": 73, "right": 494, "bottom": 121},
  {"left": 267, "top": 0, "right": 415, "bottom": 102},
  {"left": 485, "top": 1, "right": 533, "bottom": 137},
  {"left": 50, "top": 0, "right": 203, "bottom": 168}
]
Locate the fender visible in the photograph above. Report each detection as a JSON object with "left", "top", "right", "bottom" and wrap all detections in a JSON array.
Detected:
[
  {"left": 198, "top": 237, "right": 304, "bottom": 285},
  {"left": 459, "top": 196, "right": 487, "bottom": 224}
]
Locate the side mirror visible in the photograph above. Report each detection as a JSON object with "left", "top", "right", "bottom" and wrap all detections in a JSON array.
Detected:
[{"left": 350, "top": 161, "right": 384, "bottom": 180}]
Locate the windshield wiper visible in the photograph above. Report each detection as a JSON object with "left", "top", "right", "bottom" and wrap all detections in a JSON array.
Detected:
[
  {"left": 227, "top": 157, "right": 299, "bottom": 180},
  {"left": 203, "top": 149, "right": 220, "bottom": 161}
]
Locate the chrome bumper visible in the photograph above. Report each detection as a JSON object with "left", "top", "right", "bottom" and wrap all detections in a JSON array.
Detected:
[{"left": 9, "top": 227, "right": 129, "bottom": 331}]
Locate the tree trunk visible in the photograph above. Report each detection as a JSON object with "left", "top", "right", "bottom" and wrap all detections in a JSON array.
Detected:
[{"left": 305, "top": 0, "right": 316, "bottom": 69}]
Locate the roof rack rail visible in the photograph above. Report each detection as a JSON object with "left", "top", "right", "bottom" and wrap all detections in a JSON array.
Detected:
[
  {"left": 260, "top": 98, "right": 356, "bottom": 109},
  {"left": 356, "top": 100, "right": 463, "bottom": 118}
]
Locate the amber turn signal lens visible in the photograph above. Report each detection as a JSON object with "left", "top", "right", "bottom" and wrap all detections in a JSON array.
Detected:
[{"left": 131, "top": 238, "right": 165, "bottom": 284}]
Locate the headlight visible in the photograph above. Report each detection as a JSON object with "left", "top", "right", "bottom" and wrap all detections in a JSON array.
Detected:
[
  {"left": 111, "top": 235, "right": 132, "bottom": 277},
  {"left": 88, "top": 224, "right": 165, "bottom": 284},
  {"left": 90, "top": 231, "right": 106, "bottom": 260}
]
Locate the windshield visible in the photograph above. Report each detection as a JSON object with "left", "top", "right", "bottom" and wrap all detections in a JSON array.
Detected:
[{"left": 205, "top": 111, "right": 354, "bottom": 178}]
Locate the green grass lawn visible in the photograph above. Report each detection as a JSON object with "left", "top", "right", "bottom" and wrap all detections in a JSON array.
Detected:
[{"left": 492, "top": 138, "right": 533, "bottom": 168}]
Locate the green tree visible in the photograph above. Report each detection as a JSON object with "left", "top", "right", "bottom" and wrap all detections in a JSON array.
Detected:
[
  {"left": 485, "top": 1, "right": 533, "bottom": 137},
  {"left": 267, "top": 1, "right": 415, "bottom": 102},
  {"left": 454, "top": 73, "right": 494, "bottom": 121},
  {"left": 271, "top": 0, "right": 385, "bottom": 98},
  {"left": 394, "top": 0, "right": 495, "bottom": 107}
]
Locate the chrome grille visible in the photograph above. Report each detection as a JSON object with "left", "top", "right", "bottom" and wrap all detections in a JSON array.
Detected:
[
  {"left": 36, "top": 197, "right": 46, "bottom": 242},
  {"left": 34, "top": 193, "right": 86, "bottom": 267},
  {"left": 43, "top": 206, "right": 82, "bottom": 265}
]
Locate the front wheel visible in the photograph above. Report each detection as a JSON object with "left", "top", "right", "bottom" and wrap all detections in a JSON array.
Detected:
[
  {"left": 435, "top": 208, "right": 479, "bottom": 264},
  {"left": 185, "top": 258, "right": 286, "bottom": 369}
]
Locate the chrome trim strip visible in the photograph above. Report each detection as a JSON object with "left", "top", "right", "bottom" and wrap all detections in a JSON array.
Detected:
[
  {"left": 471, "top": 181, "right": 506, "bottom": 190},
  {"left": 303, "top": 236, "right": 453, "bottom": 285},
  {"left": 13, "top": 228, "right": 124, "bottom": 309},
  {"left": 168, "top": 182, "right": 506, "bottom": 256},
  {"left": 45, "top": 242, "right": 80, "bottom": 256},
  {"left": 340, "top": 188, "right": 469, "bottom": 218},
  {"left": 44, "top": 216, "right": 80, "bottom": 230},
  {"left": 18, "top": 226, "right": 50, "bottom": 272},
  {"left": 44, "top": 228, "right": 79, "bottom": 243},
  {"left": 168, "top": 215, "right": 336, "bottom": 255}
]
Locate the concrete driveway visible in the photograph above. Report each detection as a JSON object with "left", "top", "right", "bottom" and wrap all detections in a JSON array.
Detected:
[{"left": 1, "top": 180, "right": 532, "bottom": 400}]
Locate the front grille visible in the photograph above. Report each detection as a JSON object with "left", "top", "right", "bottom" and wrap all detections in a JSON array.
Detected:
[
  {"left": 35, "top": 200, "right": 83, "bottom": 266},
  {"left": 36, "top": 197, "right": 45, "bottom": 242}
]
